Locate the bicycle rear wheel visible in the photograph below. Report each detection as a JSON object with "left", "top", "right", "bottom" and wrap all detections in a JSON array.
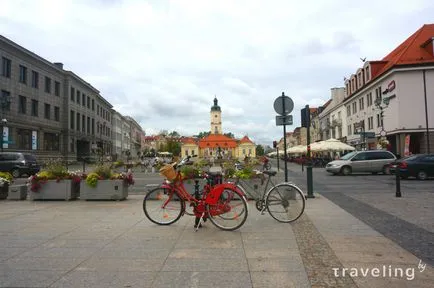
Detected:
[
  {"left": 143, "top": 187, "right": 185, "bottom": 225},
  {"left": 266, "top": 184, "right": 305, "bottom": 223},
  {"left": 207, "top": 187, "right": 248, "bottom": 231}
]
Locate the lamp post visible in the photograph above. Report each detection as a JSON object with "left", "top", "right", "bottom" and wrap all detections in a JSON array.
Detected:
[{"left": 374, "top": 96, "right": 391, "bottom": 140}]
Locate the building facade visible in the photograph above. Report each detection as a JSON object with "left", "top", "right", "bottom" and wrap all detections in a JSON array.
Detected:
[
  {"left": 180, "top": 97, "right": 256, "bottom": 159},
  {"left": 0, "top": 35, "right": 145, "bottom": 163},
  {"left": 1, "top": 35, "right": 64, "bottom": 160},
  {"left": 343, "top": 24, "right": 434, "bottom": 155},
  {"left": 112, "top": 110, "right": 131, "bottom": 160}
]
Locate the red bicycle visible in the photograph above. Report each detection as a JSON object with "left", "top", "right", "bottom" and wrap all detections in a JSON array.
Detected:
[{"left": 143, "top": 156, "right": 248, "bottom": 231}]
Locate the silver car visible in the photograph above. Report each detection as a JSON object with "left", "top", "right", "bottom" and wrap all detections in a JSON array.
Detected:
[{"left": 326, "top": 150, "right": 396, "bottom": 175}]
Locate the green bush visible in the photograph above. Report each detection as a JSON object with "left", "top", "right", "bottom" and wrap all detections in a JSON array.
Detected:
[{"left": 85, "top": 172, "right": 100, "bottom": 188}]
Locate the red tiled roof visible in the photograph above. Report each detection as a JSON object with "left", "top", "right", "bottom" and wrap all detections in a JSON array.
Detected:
[
  {"left": 181, "top": 137, "right": 197, "bottom": 145},
  {"left": 239, "top": 136, "right": 253, "bottom": 144},
  {"left": 198, "top": 134, "right": 237, "bottom": 148},
  {"left": 371, "top": 24, "right": 434, "bottom": 80}
]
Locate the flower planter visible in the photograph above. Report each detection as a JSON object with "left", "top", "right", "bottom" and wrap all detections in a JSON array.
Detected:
[
  {"left": 80, "top": 180, "right": 128, "bottom": 201},
  {"left": 7, "top": 185, "right": 27, "bottom": 200},
  {"left": 0, "top": 183, "right": 9, "bottom": 200},
  {"left": 29, "top": 180, "right": 80, "bottom": 201}
]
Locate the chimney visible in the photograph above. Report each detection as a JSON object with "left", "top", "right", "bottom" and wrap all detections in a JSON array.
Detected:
[{"left": 53, "top": 62, "right": 64, "bottom": 69}]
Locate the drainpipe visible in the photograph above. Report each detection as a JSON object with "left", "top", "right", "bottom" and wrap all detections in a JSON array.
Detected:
[{"left": 423, "top": 70, "right": 430, "bottom": 153}]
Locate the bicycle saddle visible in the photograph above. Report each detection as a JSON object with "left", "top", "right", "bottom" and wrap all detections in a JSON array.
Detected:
[{"left": 263, "top": 170, "right": 277, "bottom": 176}]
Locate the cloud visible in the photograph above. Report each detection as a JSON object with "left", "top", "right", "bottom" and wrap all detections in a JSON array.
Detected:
[{"left": 1, "top": 0, "right": 433, "bottom": 146}]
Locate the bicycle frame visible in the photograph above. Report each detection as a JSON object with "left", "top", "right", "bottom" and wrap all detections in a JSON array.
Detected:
[{"left": 160, "top": 172, "right": 244, "bottom": 218}]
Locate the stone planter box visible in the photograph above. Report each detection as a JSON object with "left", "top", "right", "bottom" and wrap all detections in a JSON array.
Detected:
[
  {"left": 0, "top": 183, "right": 9, "bottom": 200},
  {"left": 29, "top": 180, "right": 80, "bottom": 201},
  {"left": 7, "top": 185, "right": 27, "bottom": 200},
  {"left": 80, "top": 180, "right": 128, "bottom": 201}
]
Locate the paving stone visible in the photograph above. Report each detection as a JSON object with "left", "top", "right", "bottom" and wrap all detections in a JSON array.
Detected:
[
  {"left": 0, "top": 269, "right": 65, "bottom": 287},
  {"left": 76, "top": 256, "right": 166, "bottom": 272},
  {"left": 1, "top": 256, "right": 85, "bottom": 271},
  {"left": 168, "top": 248, "right": 245, "bottom": 259},
  {"left": 50, "top": 270, "right": 157, "bottom": 288},
  {"left": 152, "top": 271, "right": 251, "bottom": 288},
  {"left": 161, "top": 258, "right": 249, "bottom": 272},
  {"left": 250, "top": 271, "right": 310, "bottom": 288},
  {"left": 247, "top": 257, "right": 305, "bottom": 272},
  {"left": 19, "top": 246, "right": 100, "bottom": 259}
]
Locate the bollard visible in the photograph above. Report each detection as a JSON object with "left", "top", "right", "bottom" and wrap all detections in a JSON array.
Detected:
[
  {"left": 82, "top": 158, "right": 86, "bottom": 173},
  {"left": 395, "top": 166, "right": 401, "bottom": 197},
  {"left": 302, "top": 162, "right": 304, "bottom": 172}
]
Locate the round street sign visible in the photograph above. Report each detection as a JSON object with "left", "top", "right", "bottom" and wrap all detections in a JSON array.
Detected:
[
  {"left": 380, "top": 130, "right": 387, "bottom": 137},
  {"left": 273, "top": 93, "right": 294, "bottom": 116}
]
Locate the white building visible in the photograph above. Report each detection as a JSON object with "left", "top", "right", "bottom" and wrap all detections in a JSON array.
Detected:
[
  {"left": 112, "top": 110, "right": 131, "bottom": 161},
  {"left": 343, "top": 24, "right": 434, "bottom": 155},
  {"left": 318, "top": 88, "right": 346, "bottom": 141}
]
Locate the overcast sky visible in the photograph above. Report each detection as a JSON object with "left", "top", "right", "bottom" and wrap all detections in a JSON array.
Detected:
[{"left": 1, "top": 0, "right": 433, "bottom": 146}]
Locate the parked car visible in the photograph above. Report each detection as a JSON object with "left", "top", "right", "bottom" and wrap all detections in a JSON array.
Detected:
[
  {"left": 389, "top": 154, "right": 434, "bottom": 180},
  {"left": 326, "top": 150, "right": 396, "bottom": 175},
  {"left": 0, "top": 152, "right": 40, "bottom": 178}
]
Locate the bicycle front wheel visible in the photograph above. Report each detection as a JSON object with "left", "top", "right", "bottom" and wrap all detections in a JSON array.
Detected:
[
  {"left": 143, "top": 187, "right": 185, "bottom": 225},
  {"left": 266, "top": 184, "right": 305, "bottom": 223},
  {"left": 207, "top": 187, "right": 248, "bottom": 231}
]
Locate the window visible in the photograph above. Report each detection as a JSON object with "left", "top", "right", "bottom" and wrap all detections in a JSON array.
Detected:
[
  {"left": 352, "top": 102, "right": 357, "bottom": 114},
  {"left": 17, "top": 129, "right": 32, "bottom": 150},
  {"left": 367, "top": 92, "right": 373, "bottom": 107},
  {"left": 0, "top": 90, "right": 11, "bottom": 111},
  {"left": 70, "top": 137, "right": 75, "bottom": 152},
  {"left": 358, "top": 73, "right": 362, "bottom": 87},
  {"left": 31, "top": 99, "right": 38, "bottom": 116},
  {"left": 185, "top": 150, "right": 189, "bottom": 156},
  {"left": 368, "top": 116, "right": 373, "bottom": 130},
  {"left": 92, "top": 99, "right": 95, "bottom": 111},
  {"left": 87, "top": 96, "right": 90, "bottom": 108},
  {"left": 375, "top": 87, "right": 382, "bottom": 103},
  {"left": 359, "top": 98, "right": 364, "bottom": 110},
  {"left": 31, "top": 71, "right": 39, "bottom": 88},
  {"left": 54, "top": 81, "right": 60, "bottom": 96},
  {"left": 82, "top": 114, "right": 85, "bottom": 132},
  {"left": 82, "top": 93, "right": 85, "bottom": 106},
  {"left": 70, "top": 110, "right": 75, "bottom": 129},
  {"left": 87, "top": 117, "right": 90, "bottom": 134},
  {"left": 44, "top": 133, "right": 59, "bottom": 151},
  {"left": 366, "top": 66, "right": 370, "bottom": 81},
  {"left": 91, "top": 118, "right": 95, "bottom": 135},
  {"left": 242, "top": 149, "right": 246, "bottom": 155},
  {"left": 377, "top": 114, "right": 381, "bottom": 128},
  {"left": 76, "top": 112, "right": 80, "bottom": 131},
  {"left": 44, "top": 103, "right": 51, "bottom": 119},
  {"left": 45, "top": 77, "right": 51, "bottom": 93},
  {"left": 348, "top": 125, "right": 352, "bottom": 135},
  {"left": 54, "top": 106, "right": 60, "bottom": 121},
  {"left": 353, "top": 123, "right": 358, "bottom": 134},
  {"left": 18, "top": 95, "right": 27, "bottom": 114},
  {"left": 76, "top": 90, "right": 80, "bottom": 104},
  {"left": 346, "top": 105, "right": 351, "bottom": 116},
  {"left": 70, "top": 87, "right": 75, "bottom": 102},
  {"left": 1, "top": 57, "right": 11, "bottom": 78},
  {"left": 97, "top": 104, "right": 99, "bottom": 115},
  {"left": 19, "top": 65, "right": 27, "bottom": 84}
]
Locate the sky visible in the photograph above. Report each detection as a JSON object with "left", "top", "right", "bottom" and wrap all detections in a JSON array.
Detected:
[{"left": 1, "top": 0, "right": 433, "bottom": 146}]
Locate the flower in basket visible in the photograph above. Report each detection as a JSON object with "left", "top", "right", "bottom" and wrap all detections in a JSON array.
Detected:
[
  {"left": 27, "top": 159, "right": 82, "bottom": 192},
  {"left": 111, "top": 169, "right": 135, "bottom": 186},
  {"left": 0, "top": 171, "right": 13, "bottom": 187},
  {"left": 84, "top": 164, "right": 113, "bottom": 188}
]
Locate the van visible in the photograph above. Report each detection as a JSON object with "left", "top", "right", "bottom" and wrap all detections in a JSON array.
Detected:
[
  {"left": 0, "top": 152, "right": 40, "bottom": 178},
  {"left": 326, "top": 150, "right": 396, "bottom": 175}
]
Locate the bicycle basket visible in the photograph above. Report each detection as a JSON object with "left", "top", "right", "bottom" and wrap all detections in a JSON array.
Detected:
[{"left": 159, "top": 164, "right": 177, "bottom": 180}]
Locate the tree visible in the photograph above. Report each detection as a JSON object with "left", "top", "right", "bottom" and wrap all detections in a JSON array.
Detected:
[
  {"left": 224, "top": 132, "right": 234, "bottom": 138},
  {"left": 256, "top": 145, "right": 265, "bottom": 156},
  {"left": 195, "top": 131, "right": 211, "bottom": 138},
  {"left": 168, "top": 131, "right": 180, "bottom": 137},
  {"left": 164, "top": 139, "right": 181, "bottom": 156}
]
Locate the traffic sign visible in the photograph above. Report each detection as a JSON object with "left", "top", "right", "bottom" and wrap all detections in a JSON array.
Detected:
[
  {"left": 273, "top": 92, "right": 294, "bottom": 116},
  {"left": 276, "top": 115, "right": 293, "bottom": 126},
  {"left": 359, "top": 132, "right": 376, "bottom": 138}
]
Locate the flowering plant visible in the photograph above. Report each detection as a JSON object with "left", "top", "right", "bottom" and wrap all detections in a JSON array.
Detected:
[
  {"left": 0, "top": 171, "right": 13, "bottom": 187},
  {"left": 378, "top": 138, "right": 390, "bottom": 149},
  {"left": 27, "top": 159, "right": 81, "bottom": 192},
  {"left": 83, "top": 164, "right": 134, "bottom": 188}
]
